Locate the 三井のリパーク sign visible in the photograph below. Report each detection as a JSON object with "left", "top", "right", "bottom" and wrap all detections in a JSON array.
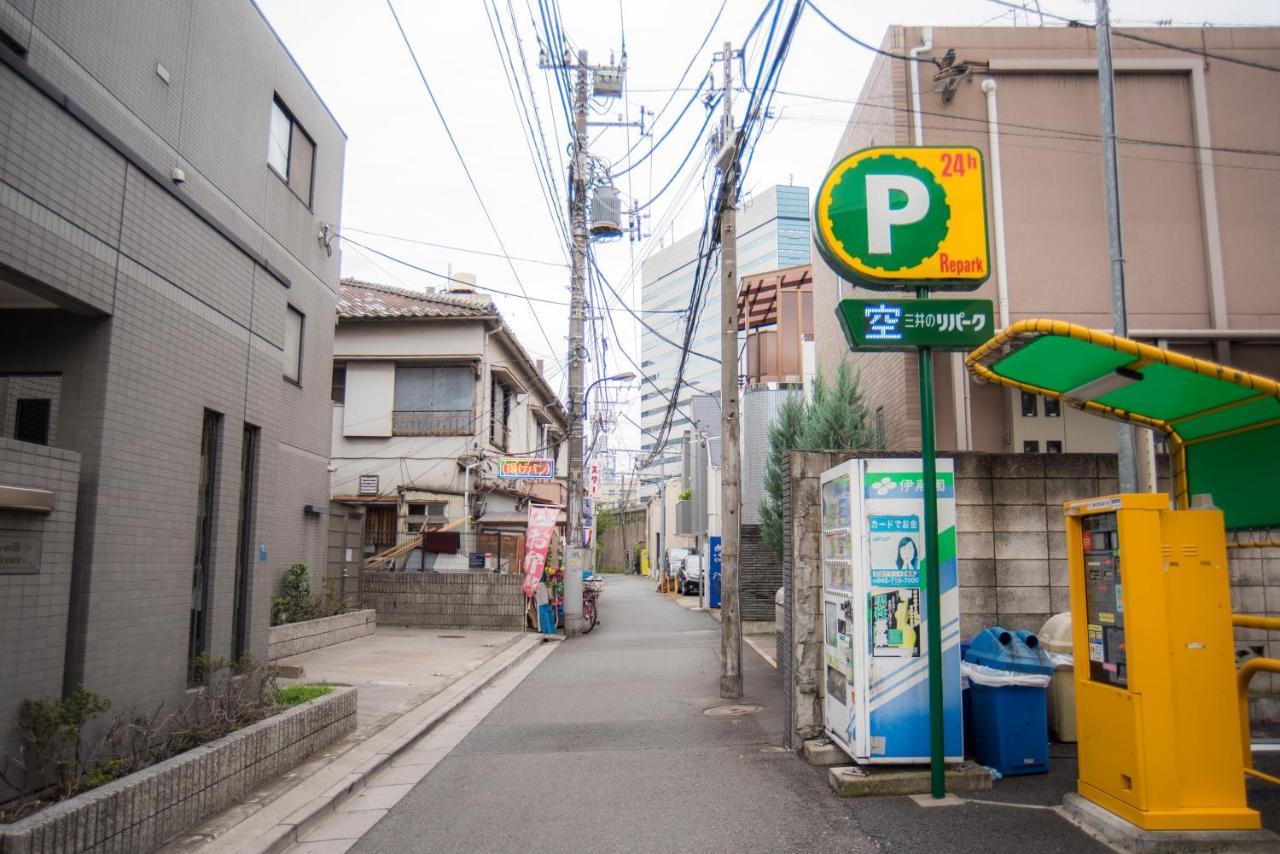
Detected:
[
  {"left": 814, "top": 147, "right": 989, "bottom": 291},
  {"left": 835, "top": 298, "right": 994, "bottom": 351}
]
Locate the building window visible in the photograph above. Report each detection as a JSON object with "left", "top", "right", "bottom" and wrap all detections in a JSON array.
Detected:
[
  {"left": 284, "top": 305, "right": 304, "bottom": 383},
  {"left": 268, "top": 96, "right": 315, "bottom": 205},
  {"left": 1020, "top": 392, "right": 1038, "bottom": 417},
  {"left": 406, "top": 501, "right": 447, "bottom": 533},
  {"left": 331, "top": 363, "right": 346, "bottom": 404},
  {"left": 1023, "top": 440, "right": 1040, "bottom": 453},
  {"left": 13, "top": 398, "right": 51, "bottom": 445},
  {"left": 393, "top": 365, "right": 475, "bottom": 435},
  {"left": 1046, "top": 440, "right": 1063, "bottom": 454},
  {"left": 490, "top": 378, "right": 514, "bottom": 451},
  {"left": 874, "top": 406, "right": 886, "bottom": 448},
  {"left": 232, "top": 424, "right": 259, "bottom": 661},
  {"left": 1044, "top": 398, "right": 1061, "bottom": 418},
  {"left": 189, "top": 410, "right": 222, "bottom": 684}
]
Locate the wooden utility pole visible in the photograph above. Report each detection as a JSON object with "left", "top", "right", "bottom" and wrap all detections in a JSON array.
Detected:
[
  {"left": 717, "top": 41, "right": 742, "bottom": 700},
  {"left": 563, "top": 50, "right": 590, "bottom": 636}
]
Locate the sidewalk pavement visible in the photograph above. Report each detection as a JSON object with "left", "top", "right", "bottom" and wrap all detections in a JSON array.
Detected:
[
  {"left": 274, "top": 626, "right": 523, "bottom": 735},
  {"left": 163, "top": 627, "right": 551, "bottom": 854},
  {"left": 670, "top": 590, "right": 778, "bottom": 667}
]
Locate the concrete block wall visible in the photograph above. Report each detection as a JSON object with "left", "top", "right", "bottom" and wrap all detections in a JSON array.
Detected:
[
  {"left": 0, "top": 438, "right": 79, "bottom": 770},
  {"left": 953, "top": 452, "right": 1124, "bottom": 637},
  {"left": 781, "top": 450, "right": 1280, "bottom": 745},
  {"left": 0, "top": 686, "right": 356, "bottom": 854},
  {"left": 1227, "top": 546, "right": 1280, "bottom": 718},
  {"left": 267, "top": 609, "right": 376, "bottom": 661},
  {"left": 362, "top": 573, "right": 526, "bottom": 630}
]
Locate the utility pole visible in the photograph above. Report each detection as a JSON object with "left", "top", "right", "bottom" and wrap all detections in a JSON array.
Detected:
[
  {"left": 564, "top": 49, "right": 590, "bottom": 636},
  {"left": 716, "top": 41, "right": 742, "bottom": 700},
  {"left": 1095, "top": 0, "right": 1139, "bottom": 493}
]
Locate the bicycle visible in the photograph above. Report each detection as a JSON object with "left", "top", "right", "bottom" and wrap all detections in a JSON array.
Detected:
[{"left": 582, "top": 575, "right": 604, "bottom": 634}]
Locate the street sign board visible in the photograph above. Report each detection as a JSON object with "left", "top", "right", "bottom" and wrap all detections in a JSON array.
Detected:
[
  {"left": 588, "top": 462, "right": 601, "bottom": 496},
  {"left": 496, "top": 458, "right": 555, "bottom": 479},
  {"left": 814, "top": 147, "right": 989, "bottom": 291},
  {"left": 836, "top": 298, "right": 994, "bottom": 351}
]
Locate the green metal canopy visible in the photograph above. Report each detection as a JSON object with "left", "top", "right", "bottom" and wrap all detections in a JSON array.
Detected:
[{"left": 966, "top": 320, "right": 1280, "bottom": 533}]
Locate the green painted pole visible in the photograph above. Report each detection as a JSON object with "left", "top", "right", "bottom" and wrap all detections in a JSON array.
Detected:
[{"left": 917, "top": 289, "right": 946, "bottom": 800}]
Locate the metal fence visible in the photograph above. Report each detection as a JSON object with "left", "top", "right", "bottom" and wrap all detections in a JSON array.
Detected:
[{"left": 391, "top": 409, "right": 474, "bottom": 436}]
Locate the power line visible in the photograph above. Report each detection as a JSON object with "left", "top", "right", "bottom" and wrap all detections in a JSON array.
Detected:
[
  {"left": 340, "top": 235, "right": 689, "bottom": 314},
  {"left": 984, "top": 0, "right": 1280, "bottom": 74},
  {"left": 482, "top": 0, "right": 572, "bottom": 256},
  {"left": 344, "top": 227, "right": 568, "bottom": 267},
  {"left": 769, "top": 88, "right": 1280, "bottom": 160},
  {"left": 768, "top": 109, "right": 1280, "bottom": 173},
  {"left": 384, "top": 0, "right": 563, "bottom": 370},
  {"left": 589, "top": 247, "right": 720, "bottom": 363},
  {"left": 612, "top": 77, "right": 712, "bottom": 178},
  {"left": 806, "top": 1, "right": 940, "bottom": 67},
  {"left": 632, "top": 97, "right": 720, "bottom": 211}
]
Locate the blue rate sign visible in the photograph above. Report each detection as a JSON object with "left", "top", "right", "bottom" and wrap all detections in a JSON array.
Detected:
[{"left": 709, "top": 535, "right": 722, "bottom": 609}]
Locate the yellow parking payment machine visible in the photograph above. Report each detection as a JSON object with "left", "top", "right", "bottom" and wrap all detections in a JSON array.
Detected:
[{"left": 1065, "top": 494, "right": 1258, "bottom": 831}]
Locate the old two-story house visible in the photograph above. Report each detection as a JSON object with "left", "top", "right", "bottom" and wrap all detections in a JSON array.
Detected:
[
  {"left": 330, "top": 278, "right": 568, "bottom": 572},
  {"left": 0, "top": 0, "right": 345, "bottom": 757}
]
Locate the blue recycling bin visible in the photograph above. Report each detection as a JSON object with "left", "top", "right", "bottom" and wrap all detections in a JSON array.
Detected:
[{"left": 963, "top": 627, "right": 1054, "bottom": 776}]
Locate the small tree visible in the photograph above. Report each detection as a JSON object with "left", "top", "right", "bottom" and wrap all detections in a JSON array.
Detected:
[
  {"left": 759, "top": 391, "right": 808, "bottom": 564},
  {"left": 759, "top": 362, "right": 881, "bottom": 563}
]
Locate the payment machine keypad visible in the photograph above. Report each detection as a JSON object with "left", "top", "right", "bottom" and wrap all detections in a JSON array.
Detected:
[{"left": 1082, "top": 512, "right": 1127, "bottom": 687}]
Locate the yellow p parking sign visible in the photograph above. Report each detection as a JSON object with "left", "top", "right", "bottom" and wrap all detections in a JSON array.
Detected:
[{"left": 814, "top": 147, "right": 990, "bottom": 291}]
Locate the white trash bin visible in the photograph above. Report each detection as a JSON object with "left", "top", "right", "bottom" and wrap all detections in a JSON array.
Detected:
[{"left": 1039, "top": 611, "right": 1076, "bottom": 743}]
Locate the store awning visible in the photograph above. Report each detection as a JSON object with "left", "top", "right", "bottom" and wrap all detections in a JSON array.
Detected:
[{"left": 966, "top": 320, "right": 1280, "bottom": 531}]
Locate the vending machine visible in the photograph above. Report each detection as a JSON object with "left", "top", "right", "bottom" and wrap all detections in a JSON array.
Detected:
[{"left": 819, "top": 458, "right": 963, "bottom": 763}]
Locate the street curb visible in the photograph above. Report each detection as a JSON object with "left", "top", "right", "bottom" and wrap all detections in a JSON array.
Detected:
[{"left": 254, "top": 632, "right": 549, "bottom": 854}]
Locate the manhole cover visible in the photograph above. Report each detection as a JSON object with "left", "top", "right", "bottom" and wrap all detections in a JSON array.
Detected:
[
  {"left": 704, "top": 704, "right": 762, "bottom": 717},
  {"left": 437, "top": 634, "right": 466, "bottom": 639}
]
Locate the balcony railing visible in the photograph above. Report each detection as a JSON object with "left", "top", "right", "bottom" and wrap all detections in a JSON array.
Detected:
[{"left": 392, "top": 410, "right": 475, "bottom": 437}]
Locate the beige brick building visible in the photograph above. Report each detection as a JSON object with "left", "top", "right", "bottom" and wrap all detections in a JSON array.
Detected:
[{"left": 814, "top": 25, "right": 1280, "bottom": 455}]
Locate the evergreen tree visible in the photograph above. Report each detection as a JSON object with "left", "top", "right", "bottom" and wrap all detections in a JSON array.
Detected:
[
  {"left": 798, "top": 360, "right": 878, "bottom": 451},
  {"left": 759, "top": 391, "right": 807, "bottom": 564},
  {"left": 759, "top": 362, "right": 881, "bottom": 563}
]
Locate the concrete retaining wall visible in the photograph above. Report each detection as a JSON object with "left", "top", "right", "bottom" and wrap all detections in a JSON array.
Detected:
[
  {"left": 0, "top": 686, "right": 356, "bottom": 854},
  {"left": 362, "top": 573, "right": 526, "bottom": 630},
  {"left": 268, "top": 610, "right": 376, "bottom": 661}
]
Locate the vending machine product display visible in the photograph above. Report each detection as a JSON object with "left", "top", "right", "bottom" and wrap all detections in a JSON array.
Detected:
[{"left": 819, "top": 458, "right": 963, "bottom": 763}]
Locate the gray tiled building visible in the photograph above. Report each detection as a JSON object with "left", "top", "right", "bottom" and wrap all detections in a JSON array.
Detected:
[{"left": 0, "top": 0, "right": 345, "bottom": 756}]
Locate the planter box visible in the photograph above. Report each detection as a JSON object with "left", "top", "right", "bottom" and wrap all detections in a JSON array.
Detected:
[
  {"left": 0, "top": 686, "right": 357, "bottom": 854},
  {"left": 268, "top": 609, "right": 376, "bottom": 661}
]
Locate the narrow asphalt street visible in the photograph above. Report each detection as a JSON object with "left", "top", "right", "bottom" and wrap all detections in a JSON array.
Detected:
[{"left": 349, "top": 574, "right": 872, "bottom": 853}]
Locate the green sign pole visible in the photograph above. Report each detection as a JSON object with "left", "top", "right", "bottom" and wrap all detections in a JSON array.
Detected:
[{"left": 916, "top": 286, "right": 946, "bottom": 800}]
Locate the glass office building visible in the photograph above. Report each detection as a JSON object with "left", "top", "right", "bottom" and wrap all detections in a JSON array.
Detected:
[{"left": 638, "top": 185, "right": 810, "bottom": 489}]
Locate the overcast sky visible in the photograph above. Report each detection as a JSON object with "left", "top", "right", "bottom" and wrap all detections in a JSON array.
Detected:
[{"left": 257, "top": 0, "right": 1276, "bottom": 467}]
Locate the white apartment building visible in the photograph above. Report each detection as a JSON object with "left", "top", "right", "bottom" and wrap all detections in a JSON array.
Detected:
[{"left": 331, "top": 279, "right": 568, "bottom": 568}]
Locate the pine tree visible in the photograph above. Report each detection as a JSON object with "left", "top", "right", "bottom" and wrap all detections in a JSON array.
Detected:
[
  {"left": 759, "top": 362, "right": 881, "bottom": 563},
  {"left": 798, "top": 360, "right": 878, "bottom": 451},
  {"left": 759, "top": 391, "right": 807, "bottom": 564}
]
